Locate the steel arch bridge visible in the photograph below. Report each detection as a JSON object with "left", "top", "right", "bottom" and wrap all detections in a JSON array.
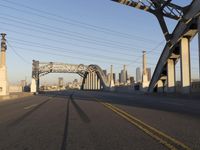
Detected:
[
  {"left": 30, "top": 60, "right": 110, "bottom": 93},
  {"left": 112, "top": 0, "right": 200, "bottom": 93}
]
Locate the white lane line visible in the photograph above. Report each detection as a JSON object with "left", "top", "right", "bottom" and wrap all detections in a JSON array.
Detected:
[{"left": 24, "top": 104, "right": 38, "bottom": 110}]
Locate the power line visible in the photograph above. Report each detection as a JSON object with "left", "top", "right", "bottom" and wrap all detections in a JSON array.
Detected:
[
  {"left": 0, "top": 17, "right": 152, "bottom": 51},
  {"left": 10, "top": 46, "right": 130, "bottom": 65},
  {"left": 6, "top": 40, "right": 31, "bottom": 65},
  {"left": 3, "top": 28, "right": 162, "bottom": 59},
  {"left": 8, "top": 38, "right": 161, "bottom": 61},
  {"left": 9, "top": 43, "right": 133, "bottom": 62},
  {"left": 0, "top": 18, "right": 161, "bottom": 53},
  {"left": 0, "top": 0, "right": 158, "bottom": 43},
  {"left": 0, "top": 13, "right": 159, "bottom": 48}
]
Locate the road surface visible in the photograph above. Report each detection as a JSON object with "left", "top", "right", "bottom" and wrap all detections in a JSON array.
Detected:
[{"left": 0, "top": 90, "right": 200, "bottom": 150}]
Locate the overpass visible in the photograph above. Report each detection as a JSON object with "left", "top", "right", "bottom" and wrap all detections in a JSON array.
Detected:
[
  {"left": 30, "top": 60, "right": 111, "bottom": 93},
  {"left": 112, "top": 0, "right": 200, "bottom": 94}
]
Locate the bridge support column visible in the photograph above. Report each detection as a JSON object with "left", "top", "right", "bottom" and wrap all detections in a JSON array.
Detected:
[
  {"left": 90, "top": 72, "right": 93, "bottom": 90},
  {"left": 157, "top": 80, "right": 164, "bottom": 93},
  {"left": 86, "top": 73, "right": 89, "bottom": 90},
  {"left": 92, "top": 72, "right": 95, "bottom": 90},
  {"left": 180, "top": 37, "right": 191, "bottom": 94},
  {"left": 198, "top": 16, "right": 200, "bottom": 79},
  {"left": 93, "top": 72, "right": 97, "bottom": 90},
  {"left": 31, "top": 78, "right": 39, "bottom": 93},
  {"left": 31, "top": 60, "right": 39, "bottom": 93},
  {"left": 0, "top": 33, "right": 9, "bottom": 96},
  {"left": 97, "top": 78, "right": 101, "bottom": 90},
  {"left": 88, "top": 72, "right": 91, "bottom": 90},
  {"left": 83, "top": 75, "right": 87, "bottom": 90},
  {"left": 167, "top": 59, "right": 175, "bottom": 93}
]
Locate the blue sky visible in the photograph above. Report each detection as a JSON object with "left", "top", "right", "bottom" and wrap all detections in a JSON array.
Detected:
[{"left": 0, "top": 0, "right": 198, "bottom": 84}]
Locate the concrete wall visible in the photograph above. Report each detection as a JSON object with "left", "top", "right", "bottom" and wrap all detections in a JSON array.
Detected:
[
  {"left": 174, "top": 81, "right": 200, "bottom": 93},
  {"left": 9, "top": 85, "right": 23, "bottom": 93}
]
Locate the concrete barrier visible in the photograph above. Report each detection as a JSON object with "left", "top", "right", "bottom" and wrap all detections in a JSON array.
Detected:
[{"left": 0, "top": 92, "right": 33, "bottom": 101}]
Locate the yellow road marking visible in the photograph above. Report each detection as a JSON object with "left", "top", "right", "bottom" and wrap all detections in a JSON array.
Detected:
[
  {"left": 98, "top": 101, "right": 191, "bottom": 150},
  {"left": 81, "top": 93, "right": 191, "bottom": 150},
  {"left": 24, "top": 104, "right": 38, "bottom": 110}
]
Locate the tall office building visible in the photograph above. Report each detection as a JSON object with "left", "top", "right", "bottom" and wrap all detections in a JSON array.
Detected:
[
  {"left": 120, "top": 65, "right": 128, "bottom": 84},
  {"left": 130, "top": 76, "right": 135, "bottom": 84},
  {"left": 142, "top": 51, "right": 149, "bottom": 89},
  {"left": 113, "top": 73, "right": 116, "bottom": 83},
  {"left": 58, "top": 77, "right": 64, "bottom": 88},
  {"left": 119, "top": 73, "right": 121, "bottom": 83},
  {"left": 136, "top": 67, "right": 141, "bottom": 83},
  {"left": 147, "top": 68, "right": 151, "bottom": 81},
  {"left": 103, "top": 69, "right": 107, "bottom": 76}
]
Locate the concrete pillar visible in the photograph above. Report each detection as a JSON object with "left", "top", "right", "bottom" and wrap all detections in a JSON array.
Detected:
[
  {"left": 198, "top": 16, "right": 200, "bottom": 79},
  {"left": 88, "top": 72, "right": 91, "bottom": 90},
  {"left": 94, "top": 74, "right": 97, "bottom": 90},
  {"left": 143, "top": 51, "right": 147, "bottom": 75},
  {"left": 86, "top": 76, "right": 89, "bottom": 90},
  {"left": 180, "top": 37, "right": 191, "bottom": 94},
  {"left": 90, "top": 73, "right": 92, "bottom": 90},
  {"left": 157, "top": 80, "right": 164, "bottom": 93},
  {"left": 93, "top": 72, "right": 96, "bottom": 90},
  {"left": 87, "top": 73, "right": 89, "bottom": 90},
  {"left": 92, "top": 72, "right": 95, "bottom": 90},
  {"left": 142, "top": 51, "right": 149, "bottom": 91},
  {"left": 0, "top": 33, "right": 9, "bottom": 96},
  {"left": 31, "top": 60, "right": 40, "bottom": 93},
  {"left": 97, "top": 78, "right": 101, "bottom": 90},
  {"left": 31, "top": 78, "right": 37, "bottom": 92},
  {"left": 110, "top": 65, "right": 114, "bottom": 87},
  {"left": 84, "top": 77, "right": 87, "bottom": 90},
  {"left": 167, "top": 59, "right": 175, "bottom": 93}
]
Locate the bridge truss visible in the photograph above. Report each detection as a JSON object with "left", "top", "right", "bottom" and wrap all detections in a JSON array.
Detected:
[
  {"left": 112, "top": 0, "right": 200, "bottom": 93},
  {"left": 31, "top": 60, "right": 110, "bottom": 93}
]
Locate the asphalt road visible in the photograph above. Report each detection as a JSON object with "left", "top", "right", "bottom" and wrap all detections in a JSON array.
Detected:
[{"left": 0, "top": 90, "right": 200, "bottom": 150}]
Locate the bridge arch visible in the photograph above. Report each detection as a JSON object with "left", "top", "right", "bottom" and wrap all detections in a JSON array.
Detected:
[{"left": 30, "top": 60, "right": 110, "bottom": 93}]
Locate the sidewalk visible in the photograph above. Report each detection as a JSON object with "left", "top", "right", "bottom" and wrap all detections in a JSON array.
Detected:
[{"left": 0, "top": 92, "right": 33, "bottom": 101}]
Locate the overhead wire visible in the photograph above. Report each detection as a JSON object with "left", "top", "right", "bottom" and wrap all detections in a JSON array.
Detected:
[
  {"left": 0, "top": 17, "right": 162, "bottom": 54},
  {"left": 0, "top": 0, "right": 158, "bottom": 43},
  {"left": 8, "top": 38, "right": 162, "bottom": 62},
  {"left": 6, "top": 40, "right": 31, "bottom": 65},
  {"left": 0, "top": 13, "right": 159, "bottom": 49}
]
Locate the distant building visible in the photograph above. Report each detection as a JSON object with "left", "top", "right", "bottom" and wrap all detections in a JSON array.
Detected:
[
  {"left": 107, "top": 73, "right": 115, "bottom": 85},
  {"left": 120, "top": 65, "right": 128, "bottom": 84},
  {"left": 113, "top": 73, "right": 116, "bottom": 83},
  {"left": 58, "top": 77, "right": 64, "bottom": 88},
  {"left": 130, "top": 76, "right": 135, "bottom": 84},
  {"left": 147, "top": 68, "right": 151, "bottom": 81},
  {"left": 103, "top": 69, "right": 107, "bottom": 76},
  {"left": 136, "top": 67, "right": 141, "bottom": 83},
  {"left": 119, "top": 73, "right": 121, "bottom": 83}
]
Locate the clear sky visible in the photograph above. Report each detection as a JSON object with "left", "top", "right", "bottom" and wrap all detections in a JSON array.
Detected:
[{"left": 0, "top": 0, "right": 198, "bottom": 85}]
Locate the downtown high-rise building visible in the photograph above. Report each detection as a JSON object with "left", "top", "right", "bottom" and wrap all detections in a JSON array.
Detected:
[
  {"left": 58, "top": 77, "right": 64, "bottom": 88},
  {"left": 120, "top": 65, "right": 128, "bottom": 84},
  {"left": 136, "top": 67, "right": 141, "bottom": 83},
  {"left": 147, "top": 68, "right": 151, "bottom": 81},
  {"left": 103, "top": 69, "right": 107, "bottom": 76}
]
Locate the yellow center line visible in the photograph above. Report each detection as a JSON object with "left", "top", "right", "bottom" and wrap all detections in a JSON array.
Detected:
[
  {"left": 81, "top": 93, "right": 191, "bottom": 149},
  {"left": 24, "top": 104, "right": 38, "bottom": 110},
  {"left": 94, "top": 98, "right": 191, "bottom": 150},
  {"left": 104, "top": 102, "right": 191, "bottom": 150}
]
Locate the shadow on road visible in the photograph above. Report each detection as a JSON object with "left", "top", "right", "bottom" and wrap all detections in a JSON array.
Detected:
[
  {"left": 8, "top": 97, "right": 53, "bottom": 127},
  {"left": 60, "top": 95, "right": 70, "bottom": 150},
  {"left": 70, "top": 94, "right": 90, "bottom": 123}
]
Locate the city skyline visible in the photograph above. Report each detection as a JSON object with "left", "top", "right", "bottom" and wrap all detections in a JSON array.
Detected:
[{"left": 1, "top": 0, "right": 199, "bottom": 84}]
